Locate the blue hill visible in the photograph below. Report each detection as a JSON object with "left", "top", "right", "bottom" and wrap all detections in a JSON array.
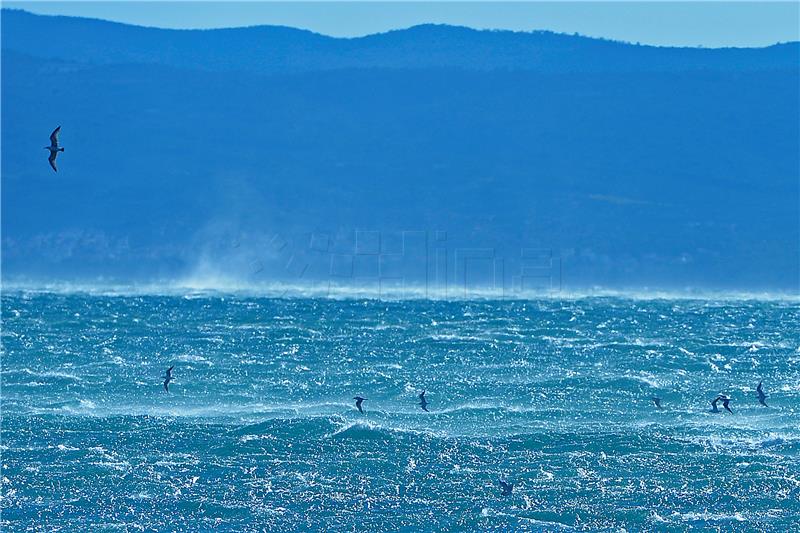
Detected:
[
  {"left": 3, "top": 9, "right": 798, "bottom": 74},
  {"left": 2, "top": 10, "right": 798, "bottom": 291}
]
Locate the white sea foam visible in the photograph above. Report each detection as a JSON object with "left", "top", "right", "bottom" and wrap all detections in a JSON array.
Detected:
[
  {"left": 675, "top": 511, "right": 748, "bottom": 523},
  {"left": 621, "top": 371, "right": 661, "bottom": 388},
  {"left": 175, "top": 354, "right": 213, "bottom": 365},
  {"left": 3, "top": 279, "right": 798, "bottom": 302},
  {"left": 5, "top": 368, "right": 85, "bottom": 382}
]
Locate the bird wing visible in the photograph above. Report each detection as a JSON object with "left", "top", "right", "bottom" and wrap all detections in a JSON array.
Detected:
[
  {"left": 50, "top": 126, "right": 61, "bottom": 147},
  {"left": 163, "top": 380, "right": 169, "bottom": 392},
  {"left": 48, "top": 151, "right": 58, "bottom": 172}
]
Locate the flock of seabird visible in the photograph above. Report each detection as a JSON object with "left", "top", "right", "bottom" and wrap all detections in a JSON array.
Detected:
[
  {"left": 656, "top": 384, "right": 768, "bottom": 414},
  {"left": 49, "top": 126, "right": 774, "bottom": 496},
  {"left": 159, "top": 363, "right": 771, "bottom": 496},
  {"left": 159, "top": 365, "right": 768, "bottom": 416}
]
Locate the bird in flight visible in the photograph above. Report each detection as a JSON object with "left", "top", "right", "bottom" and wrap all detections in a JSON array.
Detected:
[
  {"left": 163, "top": 366, "right": 174, "bottom": 392},
  {"left": 44, "top": 126, "right": 64, "bottom": 172},
  {"left": 499, "top": 480, "right": 514, "bottom": 496},
  {"left": 354, "top": 396, "right": 366, "bottom": 414},
  {"left": 651, "top": 397, "right": 663, "bottom": 409},
  {"left": 757, "top": 382, "right": 768, "bottom": 407},
  {"left": 418, "top": 390, "right": 429, "bottom": 412}
]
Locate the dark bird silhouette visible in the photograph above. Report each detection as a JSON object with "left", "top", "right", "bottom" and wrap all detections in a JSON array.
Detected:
[
  {"left": 721, "top": 395, "right": 733, "bottom": 414},
  {"left": 418, "top": 390, "right": 429, "bottom": 412},
  {"left": 499, "top": 480, "right": 514, "bottom": 496},
  {"left": 354, "top": 396, "right": 366, "bottom": 414},
  {"left": 163, "top": 365, "right": 174, "bottom": 392},
  {"left": 652, "top": 397, "right": 663, "bottom": 409},
  {"left": 44, "top": 126, "right": 64, "bottom": 172},
  {"left": 757, "top": 382, "right": 768, "bottom": 407},
  {"left": 711, "top": 396, "right": 722, "bottom": 413}
]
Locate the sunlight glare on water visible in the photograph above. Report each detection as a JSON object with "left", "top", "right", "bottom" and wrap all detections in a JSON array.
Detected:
[{"left": 2, "top": 291, "right": 799, "bottom": 530}]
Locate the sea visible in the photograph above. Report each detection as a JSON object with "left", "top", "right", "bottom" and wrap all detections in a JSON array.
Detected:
[{"left": 2, "top": 289, "right": 799, "bottom": 531}]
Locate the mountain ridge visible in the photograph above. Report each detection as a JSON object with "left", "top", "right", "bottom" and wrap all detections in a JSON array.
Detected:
[{"left": 3, "top": 9, "right": 798, "bottom": 75}]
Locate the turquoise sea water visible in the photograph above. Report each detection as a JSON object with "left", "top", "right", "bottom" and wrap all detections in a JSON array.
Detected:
[{"left": 2, "top": 291, "right": 799, "bottom": 531}]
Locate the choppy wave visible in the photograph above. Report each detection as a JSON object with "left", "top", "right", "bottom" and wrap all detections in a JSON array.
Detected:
[
  {"left": 2, "top": 292, "right": 799, "bottom": 531},
  {"left": 325, "top": 420, "right": 442, "bottom": 440},
  {"left": 3, "top": 368, "right": 86, "bottom": 382}
]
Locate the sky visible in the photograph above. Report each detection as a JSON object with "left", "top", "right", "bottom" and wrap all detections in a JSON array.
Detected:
[{"left": 4, "top": 1, "right": 799, "bottom": 48}]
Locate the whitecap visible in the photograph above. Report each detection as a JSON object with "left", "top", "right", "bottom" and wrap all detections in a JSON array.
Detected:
[
  {"left": 676, "top": 511, "right": 747, "bottom": 523},
  {"left": 175, "top": 354, "right": 213, "bottom": 365}
]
